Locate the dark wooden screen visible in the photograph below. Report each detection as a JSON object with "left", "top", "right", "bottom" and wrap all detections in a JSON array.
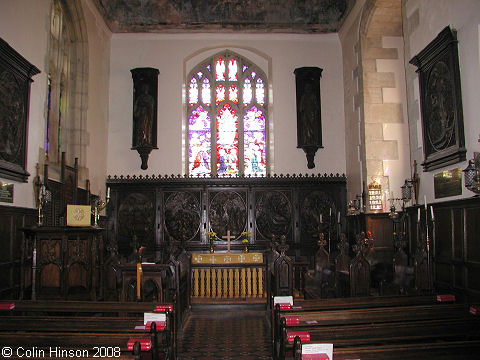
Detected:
[{"left": 105, "top": 174, "right": 347, "bottom": 266}]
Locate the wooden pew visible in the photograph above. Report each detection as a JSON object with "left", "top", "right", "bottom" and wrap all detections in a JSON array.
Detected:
[
  {"left": 0, "top": 320, "right": 171, "bottom": 359},
  {"left": 272, "top": 293, "right": 444, "bottom": 355},
  {"left": 294, "top": 338, "right": 480, "bottom": 360},
  {"left": 12, "top": 300, "right": 170, "bottom": 316},
  {"left": 0, "top": 301, "right": 176, "bottom": 359},
  {"left": 0, "top": 330, "right": 155, "bottom": 360},
  {"left": 276, "top": 302, "right": 478, "bottom": 359}
]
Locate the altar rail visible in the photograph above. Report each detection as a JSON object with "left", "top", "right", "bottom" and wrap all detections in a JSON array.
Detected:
[{"left": 190, "top": 253, "right": 267, "bottom": 305}]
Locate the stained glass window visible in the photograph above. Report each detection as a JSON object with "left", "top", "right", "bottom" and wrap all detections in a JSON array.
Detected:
[
  {"left": 45, "top": 0, "right": 87, "bottom": 168},
  {"left": 201, "top": 78, "right": 211, "bottom": 106},
  {"left": 187, "top": 51, "right": 268, "bottom": 176},
  {"left": 244, "top": 106, "right": 266, "bottom": 176},
  {"left": 229, "top": 84, "right": 238, "bottom": 104},
  {"left": 189, "top": 78, "right": 198, "bottom": 106},
  {"left": 188, "top": 106, "right": 211, "bottom": 176}
]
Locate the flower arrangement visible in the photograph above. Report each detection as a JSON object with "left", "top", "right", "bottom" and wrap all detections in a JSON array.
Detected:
[
  {"left": 206, "top": 231, "right": 217, "bottom": 247},
  {"left": 241, "top": 231, "right": 252, "bottom": 244}
]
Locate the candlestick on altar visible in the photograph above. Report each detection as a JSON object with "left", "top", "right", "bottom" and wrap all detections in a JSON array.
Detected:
[
  {"left": 136, "top": 263, "right": 142, "bottom": 300},
  {"left": 222, "top": 230, "right": 235, "bottom": 253}
]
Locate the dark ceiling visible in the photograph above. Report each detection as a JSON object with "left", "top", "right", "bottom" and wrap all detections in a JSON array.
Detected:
[{"left": 92, "top": 0, "right": 356, "bottom": 33}]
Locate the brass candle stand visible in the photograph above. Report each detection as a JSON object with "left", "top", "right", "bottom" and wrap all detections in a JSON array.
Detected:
[{"left": 91, "top": 188, "right": 110, "bottom": 227}]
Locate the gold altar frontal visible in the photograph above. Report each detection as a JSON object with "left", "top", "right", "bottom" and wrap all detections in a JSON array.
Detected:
[{"left": 190, "top": 252, "right": 267, "bottom": 304}]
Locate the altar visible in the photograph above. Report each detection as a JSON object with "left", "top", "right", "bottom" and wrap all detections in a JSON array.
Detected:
[{"left": 190, "top": 252, "right": 267, "bottom": 305}]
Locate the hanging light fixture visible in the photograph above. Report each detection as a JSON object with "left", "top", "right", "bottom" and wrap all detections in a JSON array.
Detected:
[
  {"left": 463, "top": 154, "right": 480, "bottom": 196},
  {"left": 401, "top": 179, "right": 413, "bottom": 202}
]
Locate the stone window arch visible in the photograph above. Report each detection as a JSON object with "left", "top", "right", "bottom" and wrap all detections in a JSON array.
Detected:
[{"left": 45, "top": 0, "right": 88, "bottom": 175}]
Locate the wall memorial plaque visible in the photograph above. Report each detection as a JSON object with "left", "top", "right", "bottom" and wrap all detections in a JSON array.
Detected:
[
  {"left": 410, "top": 27, "right": 466, "bottom": 171},
  {"left": 0, "top": 38, "right": 40, "bottom": 182},
  {"left": 434, "top": 168, "right": 462, "bottom": 199},
  {"left": 0, "top": 182, "right": 13, "bottom": 203}
]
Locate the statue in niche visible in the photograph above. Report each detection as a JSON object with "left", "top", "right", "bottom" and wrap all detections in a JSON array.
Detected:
[
  {"left": 299, "top": 82, "right": 320, "bottom": 146},
  {"left": 133, "top": 83, "right": 154, "bottom": 146},
  {"left": 131, "top": 67, "right": 159, "bottom": 170},
  {"left": 294, "top": 67, "right": 323, "bottom": 169}
]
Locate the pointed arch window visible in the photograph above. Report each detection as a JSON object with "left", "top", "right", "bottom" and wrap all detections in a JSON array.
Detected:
[
  {"left": 187, "top": 51, "right": 268, "bottom": 177},
  {"left": 45, "top": 0, "right": 87, "bottom": 170}
]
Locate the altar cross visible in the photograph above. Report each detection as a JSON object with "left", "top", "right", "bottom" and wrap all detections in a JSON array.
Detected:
[{"left": 222, "top": 230, "right": 235, "bottom": 253}]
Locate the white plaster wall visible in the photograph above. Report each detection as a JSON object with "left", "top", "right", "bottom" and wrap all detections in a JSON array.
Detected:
[
  {"left": 0, "top": 0, "right": 51, "bottom": 209},
  {"left": 107, "top": 33, "right": 346, "bottom": 177},
  {"left": 82, "top": 0, "right": 112, "bottom": 196},
  {"left": 404, "top": 0, "right": 480, "bottom": 203}
]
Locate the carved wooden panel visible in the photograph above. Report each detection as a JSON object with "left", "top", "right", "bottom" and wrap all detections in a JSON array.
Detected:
[
  {"left": 208, "top": 190, "right": 247, "bottom": 240},
  {"left": 300, "top": 190, "right": 338, "bottom": 248},
  {"left": 21, "top": 227, "right": 102, "bottom": 300},
  {"left": 164, "top": 191, "right": 201, "bottom": 243},
  {"left": 106, "top": 175, "right": 347, "bottom": 263},
  {"left": 0, "top": 38, "right": 40, "bottom": 182},
  {"left": 117, "top": 192, "right": 155, "bottom": 258},
  {"left": 410, "top": 26, "right": 466, "bottom": 171},
  {"left": 254, "top": 190, "right": 292, "bottom": 240}
]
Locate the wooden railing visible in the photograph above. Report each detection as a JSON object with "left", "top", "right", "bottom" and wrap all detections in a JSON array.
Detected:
[{"left": 190, "top": 252, "right": 267, "bottom": 304}]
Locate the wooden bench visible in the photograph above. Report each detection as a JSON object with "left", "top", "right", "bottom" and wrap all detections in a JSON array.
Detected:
[
  {"left": 0, "top": 301, "right": 176, "bottom": 359},
  {"left": 11, "top": 300, "right": 171, "bottom": 316},
  {"left": 276, "top": 302, "right": 478, "bottom": 359},
  {"left": 272, "top": 294, "right": 444, "bottom": 355},
  {"left": 294, "top": 338, "right": 480, "bottom": 360},
  {"left": 0, "top": 330, "right": 157, "bottom": 360}
]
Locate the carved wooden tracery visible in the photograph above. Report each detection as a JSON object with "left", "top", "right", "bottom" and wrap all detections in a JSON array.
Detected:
[
  {"left": 209, "top": 190, "right": 247, "bottom": 240},
  {"left": 255, "top": 190, "right": 293, "bottom": 240},
  {"left": 300, "top": 190, "right": 338, "bottom": 247},
  {"left": 117, "top": 192, "right": 155, "bottom": 258},
  {"left": 106, "top": 175, "right": 346, "bottom": 263},
  {"left": 164, "top": 191, "right": 201, "bottom": 243}
]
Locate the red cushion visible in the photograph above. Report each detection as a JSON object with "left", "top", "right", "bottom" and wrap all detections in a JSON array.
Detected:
[
  {"left": 278, "top": 303, "right": 292, "bottom": 310},
  {"left": 145, "top": 321, "right": 166, "bottom": 331},
  {"left": 154, "top": 304, "right": 173, "bottom": 313},
  {"left": 286, "top": 330, "right": 310, "bottom": 344},
  {"left": 436, "top": 294, "right": 455, "bottom": 302},
  {"left": 126, "top": 338, "right": 152, "bottom": 351},
  {"left": 302, "top": 354, "right": 330, "bottom": 360},
  {"left": 0, "top": 303, "right": 14, "bottom": 310},
  {"left": 283, "top": 316, "right": 300, "bottom": 325}
]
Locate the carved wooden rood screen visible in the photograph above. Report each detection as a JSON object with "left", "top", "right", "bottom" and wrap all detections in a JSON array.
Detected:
[{"left": 105, "top": 174, "right": 347, "bottom": 303}]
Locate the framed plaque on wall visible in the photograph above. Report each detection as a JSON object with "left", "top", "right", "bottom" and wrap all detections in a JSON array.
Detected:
[
  {"left": 409, "top": 26, "right": 466, "bottom": 172},
  {"left": 0, "top": 38, "right": 40, "bottom": 182}
]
